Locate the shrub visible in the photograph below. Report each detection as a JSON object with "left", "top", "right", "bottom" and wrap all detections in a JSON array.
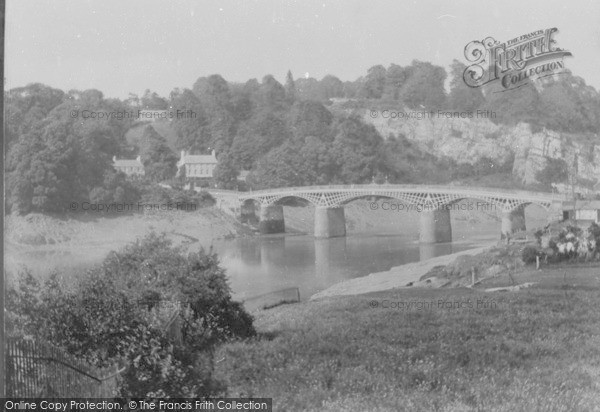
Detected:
[
  {"left": 533, "top": 229, "right": 544, "bottom": 245},
  {"left": 521, "top": 246, "right": 541, "bottom": 264},
  {"left": 6, "top": 232, "right": 254, "bottom": 397}
]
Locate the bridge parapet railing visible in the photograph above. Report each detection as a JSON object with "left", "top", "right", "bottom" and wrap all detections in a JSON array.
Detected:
[{"left": 234, "top": 184, "right": 560, "bottom": 202}]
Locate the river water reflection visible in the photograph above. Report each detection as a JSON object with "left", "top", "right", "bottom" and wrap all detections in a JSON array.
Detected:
[{"left": 209, "top": 228, "right": 498, "bottom": 302}]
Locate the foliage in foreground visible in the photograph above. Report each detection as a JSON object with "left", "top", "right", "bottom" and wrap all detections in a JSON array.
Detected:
[
  {"left": 525, "top": 223, "right": 600, "bottom": 264},
  {"left": 6, "top": 232, "right": 254, "bottom": 397}
]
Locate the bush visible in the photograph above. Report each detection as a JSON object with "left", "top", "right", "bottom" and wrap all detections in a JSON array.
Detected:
[
  {"left": 6, "top": 232, "right": 254, "bottom": 397},
  {"left": 133, "top": 181, "right": 215, "bottom": 210},
  {"left": 521, "top": 246, "right": 541, "bottom": 264}
]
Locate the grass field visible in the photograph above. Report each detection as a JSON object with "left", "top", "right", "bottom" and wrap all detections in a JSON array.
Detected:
[{"left": 215, "top": 266, "right": 600, "bottom": 411}]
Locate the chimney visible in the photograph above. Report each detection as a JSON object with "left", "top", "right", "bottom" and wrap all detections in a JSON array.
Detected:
[
  {"left": 112, "top": 155, "right": 117, "bottom": 162},
  {"left": 181, "top": 150, "right": 186, "bottom": 159},
  {"left": 211, "top": 149, "right": 216, "bottom": 158},
  {"left": 136, "top": 155, "right": 141, "bottom": 162}
]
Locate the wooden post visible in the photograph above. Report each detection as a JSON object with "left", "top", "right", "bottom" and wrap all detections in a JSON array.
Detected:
[
  {"left": 536, "top": 255, "right": 540, "bottom": 270},
  {"left": 471, "top": 267, "right": 475, "bottom": 287}
]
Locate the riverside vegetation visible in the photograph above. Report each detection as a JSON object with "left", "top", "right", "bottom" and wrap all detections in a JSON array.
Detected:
[{"left": 6, "top": 233, "right": 255, "bottom": 397}]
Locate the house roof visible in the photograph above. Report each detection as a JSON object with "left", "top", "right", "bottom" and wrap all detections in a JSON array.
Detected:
[
  {"left": 114, "top": 159, "right": 143, "bottom": 168},
  {"left": 181, "top": 154, "right": 218, "bottom": 164}
]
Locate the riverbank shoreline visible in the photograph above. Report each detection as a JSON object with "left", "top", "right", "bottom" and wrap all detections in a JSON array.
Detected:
[{"left": 310, "top": 243, "right": 497, "bottom": 300}]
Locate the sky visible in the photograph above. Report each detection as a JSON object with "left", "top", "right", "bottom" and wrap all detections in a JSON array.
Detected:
[{"left": 6, "top": 0, "right": 600, "bottom": 99}]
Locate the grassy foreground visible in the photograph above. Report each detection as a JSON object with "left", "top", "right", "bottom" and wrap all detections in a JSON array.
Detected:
[{"left": 215, "top": 267, "right": 600, "bottom": 411}]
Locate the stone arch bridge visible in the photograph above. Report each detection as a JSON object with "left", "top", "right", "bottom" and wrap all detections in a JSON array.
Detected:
[{"left": 208, "top": 185, "right": 566, "bottom": 243}]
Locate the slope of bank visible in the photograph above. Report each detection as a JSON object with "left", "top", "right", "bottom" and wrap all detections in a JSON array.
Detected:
[
  {"left": 4, "top": 208, "right": 254, "bottom": 279},
  {"left": 311, "top": 244, "right": 495, "bottom": 300},
  {"left": 217, "top": 266, "right": 600, "bottom": 411}
]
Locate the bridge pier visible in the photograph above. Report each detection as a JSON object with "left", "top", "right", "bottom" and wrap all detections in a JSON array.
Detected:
[
  {"left": 259, "top": 205, "right": 285, "bottom": 234},
  {"left": 501, "top": 208, "right": 526, "bottom": 239},
  {"left": 419, "top": 209, "right": 452, "bottom": 243},
  {"left": 547, "top": 203, "right": 564, "bottom": 224},
  {"left": 240, "top": 201, "right": 258, "bottom": 224},
  {"left": 314, "top": 206, "right": 346, "bottom": 238}
]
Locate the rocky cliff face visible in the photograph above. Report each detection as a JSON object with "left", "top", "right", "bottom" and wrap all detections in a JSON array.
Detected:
[{"left": 362, "top": 110, "right": 600, "bottom": 186}]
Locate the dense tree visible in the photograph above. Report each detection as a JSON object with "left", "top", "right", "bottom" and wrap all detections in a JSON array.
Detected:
[
  {"left": 229, "top": 110, "right": 290, "bottom": 169},
  {"left": 331, "top": 116, "right": 383, "bottom": 183},
  {"left": 140, "top": 126, "right": 179, "bottom": 182},
  {"left": 228, "top": 82, "right": 256, "bottom": 122},
  {"left": 295, "top": 77, "right": 321, "bottom": 101},
  {"left": 398, "top": 61, "right": 447, "bottom": 109},
  {"left": 538, "top": 74, "right": 599, "bottom": 133},
  {"left": 5, "top": 83, "right": 66, "bottom": 147},
  {"left": 298, "top": 136, "right": 337, "bottom": 184},
  {"left": 319, "top": 75, "right": 344, "bottom": 100},
  {"left": 192, "top": 75, "right": 237, "bottom": 152},
  {"left": 258, "top": 75, "right": 287, "bottom": 110},
  {"left": 289, "top": 100, "right": 333, "bottom": 142},
  {"left": 381, "top": 64, "right": 406, "bottom": 101},
  {"left": 213, "top": 150, "right": 240, "bottom": 189},
  {"left": 89, "top": 170, "right": 141, "bottom": 205},
  {"left": 482, "top": 82, "right": 540, "bottom": 126},
  {"left": 447, "top": 60, "right": 485, "bottom": 111},
  {"left": 360, "top": 65, "right": 387, "bottom": 99},
  {"left": 536, "top": 157, "right": 569, "bottom": 186},
  {"left": 7, "top": 122, "right": 79, "bottom": 213},
  {"left": 249, "top": 142, "right": 307, "bottom": 188},
  {"left": 171, "top": 89, "right": 212, "bottom": 152},
  {"left": 140, "top": 89, "right": 169, "bottom": 109},
  {"left": 284, "top": 70, "right": 297, "bottom": 104}
]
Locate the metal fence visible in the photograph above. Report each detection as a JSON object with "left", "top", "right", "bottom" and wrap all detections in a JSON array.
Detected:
[{"left": 5, "top": 338, "right": 123, "bottom": 398}]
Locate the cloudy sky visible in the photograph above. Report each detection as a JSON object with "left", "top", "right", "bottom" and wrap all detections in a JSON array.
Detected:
[{"left": 6, "top": 0, "right": 600, "bottom": 99}]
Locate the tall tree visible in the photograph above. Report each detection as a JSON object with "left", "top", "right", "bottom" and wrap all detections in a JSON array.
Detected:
[
  {"left": 284, "top": 70, "right": 297, "bottom": 104},
  {"left": 447, "top": 60, "right": 485, "bottom": 111},
  {"left": 192, "top": 75, "right": 236, "bottom": 152},
  {"left": 319, "top": 75, "right": 344, "bottom": 100},
  {"left": 331, "top": 116, "right": 383, "bottom": 183},
  {"left": 141, "top": 89, "right": 169, "bottom": 109},
  {"left": 171, "top": 89, "right": 212, "bottom": 152},
  {"left": 141, "top": 126, "right": 178, "bottom": 182},
  {"left": 289, "top": 100, "right": 333, "bottom": 143},
  {"left": 398, "top": 61, "right": 447, "bottom": 109},
  {"left": 360, "top": 65, "right": 387, "bottom": 99},
  {"left": 258, "top": 75, "right": 287, "bottom": 110},
  {"left": 381, "top": 64, "right": 406, "bottom": 101}
]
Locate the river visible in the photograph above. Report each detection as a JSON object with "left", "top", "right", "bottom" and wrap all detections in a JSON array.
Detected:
[{"left": 207, "top": 220, "right": 500, "bottom": 302}]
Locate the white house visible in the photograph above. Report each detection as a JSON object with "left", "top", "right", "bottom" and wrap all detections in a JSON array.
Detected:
[
  {"left": 113, "top": 155, "right": 145, "bottom": 177},
  {"left": 177, "top": 150, "right": 218, "bottom": 179}
]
